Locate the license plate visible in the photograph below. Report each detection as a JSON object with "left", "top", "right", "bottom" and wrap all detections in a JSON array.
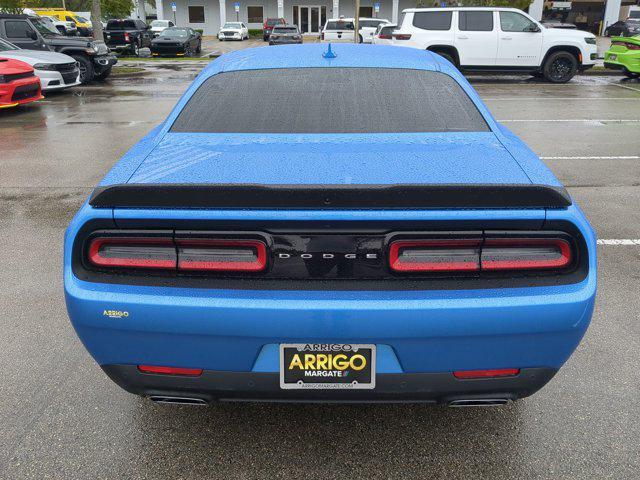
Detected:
[
  {"left": 609, "top": 54, "right": 617, "bottom": 60},
  {"left": 280, "top": 343, "right": 376, "bottom": 389}
]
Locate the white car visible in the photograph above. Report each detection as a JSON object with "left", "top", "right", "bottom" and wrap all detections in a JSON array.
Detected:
[
  {"left": 39, "top": 15, "right": 77, "bottom": 36},
  {"left": 218, "top": 22, "right": 249, "bottom": 41},
  {"left": 372, "top": 23, "right": 396, "bottom": 45},
  {"left": 391, "top": 7, "right": 597, "bottom": 83},
  {"left": 358, "top": 18, "right": 390, "bottom": 43},
  {"left": 150, "top": 19, "right": 175, "bottom": 37},
  {"left": 0, "top": 38, "right": 80, "bottom": 91}
]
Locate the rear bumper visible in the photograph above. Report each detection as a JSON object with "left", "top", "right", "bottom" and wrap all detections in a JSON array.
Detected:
[{"left": 103, "top": 364, "right": 557, "bottom": 404}]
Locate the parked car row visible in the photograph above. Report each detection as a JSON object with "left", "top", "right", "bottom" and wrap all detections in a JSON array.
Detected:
[
  {"left": 0, "top": 14, "right": 116, "bottom": 84},
  {"left": 27, "top": 8, "right": 93, "bottom": 37},
  {"left": 321, "top": 18, "right": 390, "bottom": 44}
]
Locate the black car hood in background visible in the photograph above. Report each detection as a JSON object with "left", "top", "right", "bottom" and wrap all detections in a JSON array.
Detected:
[
  {"left": 152, "top": 37, "right": 189, "bottom": 45},
  {"left": 45, "top": 35, "right": 94, "bottom": 48}
]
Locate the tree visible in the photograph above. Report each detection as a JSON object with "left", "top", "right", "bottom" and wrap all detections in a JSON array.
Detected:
[
  {"left": 91, "top": 0, "right": 103, "bottom": 41},
  {"left": 0, "top": 0, "right": 26, "bottom": 14}
]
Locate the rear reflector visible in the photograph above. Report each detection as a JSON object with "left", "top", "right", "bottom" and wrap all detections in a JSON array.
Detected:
[
  {"left": 138, "top": 365, "right": 203, "bottom": 376},
  {"left": 481, "top": 238, "right": 572, "bottom": 271},
  {"left": 88, "top": 237, "right": 176, "bottom": 269},
  {"left": 453, "top": 368, "right": 520, "bottom": 379},
  {"left": 176, "top": 239, "right": 267, "bottom": 272},
  {"left": 389, "top": 239, "right": 481, "bottom": 272}
]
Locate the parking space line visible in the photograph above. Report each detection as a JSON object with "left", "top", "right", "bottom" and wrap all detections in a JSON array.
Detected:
[
  {"left": 540, "top": 156, "right": 640, "bottom": 160},
  {"left": 597, "top": 239, "right": 640, "bottom": 245}
]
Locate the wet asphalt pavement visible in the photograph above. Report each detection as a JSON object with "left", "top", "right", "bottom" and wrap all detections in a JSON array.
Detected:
[{"left": 0, "top": 63, "right": 639, "bottom": 479}]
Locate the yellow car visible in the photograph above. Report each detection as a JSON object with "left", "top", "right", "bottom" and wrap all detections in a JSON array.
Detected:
[{"left": 31, "top": 8, "right": 93, "bottom": 36}]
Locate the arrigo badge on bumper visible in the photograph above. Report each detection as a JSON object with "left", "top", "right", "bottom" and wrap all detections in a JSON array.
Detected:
[{"left": 280, "top": 344, "right": 376, "bottom": 389}]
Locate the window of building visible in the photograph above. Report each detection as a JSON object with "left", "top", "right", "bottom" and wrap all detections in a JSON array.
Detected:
[
  {"left": 359, "top": 6, "right": 373, "bottom": 18},
  {"left": 458, "top": 11, "right": 493, "bottom": 31},
  {"left": 188, "top": 6, "right": 205, "bottom": 23},
  {"left": 412, "top": 11, "right": 452, "bottom": 31},
  {"left": 247, "top": 6, "right": 264, "bottom": 24}
]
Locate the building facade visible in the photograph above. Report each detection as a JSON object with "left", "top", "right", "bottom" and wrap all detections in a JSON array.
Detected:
[{"left": 152, "top": 0, "right": 639, "bottom": 36}]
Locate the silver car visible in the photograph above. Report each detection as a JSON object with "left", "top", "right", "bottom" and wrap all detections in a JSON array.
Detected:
[
  {"left": 269, "top": 25, "right": 302, "bottom": 45},
  {"left": 0, "top": 37, "right": 80, "bottom": 91}
]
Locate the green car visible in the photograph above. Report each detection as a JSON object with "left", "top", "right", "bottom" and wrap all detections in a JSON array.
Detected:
[{"left": 604, "top": 35, "right": 640, "bottom": 78}]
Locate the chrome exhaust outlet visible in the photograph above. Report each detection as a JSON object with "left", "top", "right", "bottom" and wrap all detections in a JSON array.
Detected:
[
  {"left": 149, "top": 396, "right": 208, "bottom": 406},
  {"left": 448, "top": 398, "right": 510, "bottom": 407}
]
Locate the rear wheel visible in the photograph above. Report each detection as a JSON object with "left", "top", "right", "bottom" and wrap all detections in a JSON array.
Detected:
[
  {"left": 430, "top": 49, "right": 459, "bottom": 68},
  {"left": 543, "top": 51, "right": 578, "bottom": 83},
  {"left": 358, "top": 34, "right": 363, "bottom": 43},
  {"left": 131, "top": 41, "right": 140, "bottom": 56},
  {"left": 71, "top": 54, "right": 94, "bottom": 84}
]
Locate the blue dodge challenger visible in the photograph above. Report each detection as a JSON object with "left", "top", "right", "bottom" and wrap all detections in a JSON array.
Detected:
[{"left": 64, "top": 44, "right": 596, "bottom": 406}]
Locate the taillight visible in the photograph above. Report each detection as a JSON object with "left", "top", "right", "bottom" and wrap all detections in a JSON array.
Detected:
[
  {"left": 176, "top": 239, "right": 267, "bottom": 272},
  {"left": 124, "top": 32, "right": 130, "bottom": 42},
  {"left": 389, "top": 236, "right": 573, "bottom": 273},
  {"left": 389, "top": 239, "right": 481, "bottom": 272},
  {"left": 378, "top": 34, "right": 392, "bottom": 39},
  {"left": 481, "top": 238, "right": 572, "bottom": 271},
  {"left": 393, "top": 33, "right": 411, "bottom": 40},
  {"left": 453, "top": 368, "right": 520, "bottom": 379},
  {"left": 626, "top": 42, "right": 640, "bottom": 50},
  {"left": 138, "top": 365, "right": 203, "bottom": 376},
  {"left": 88, "top": 237, "right": 176, "bottom": 269}
]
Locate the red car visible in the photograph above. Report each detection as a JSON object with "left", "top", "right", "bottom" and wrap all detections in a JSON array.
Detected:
[
  {"left": 263, "top": 17, "right": 286, "bottom": 41},
  {"left": 0, "top": 57, "right": 43, "bottom": 109}
]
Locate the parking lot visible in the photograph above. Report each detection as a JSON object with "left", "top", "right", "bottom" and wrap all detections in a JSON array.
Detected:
[{"left": 0, "top": 63, "right": 639, "bottom": 479}]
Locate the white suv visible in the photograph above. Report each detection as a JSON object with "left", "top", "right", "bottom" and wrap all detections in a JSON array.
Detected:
[{"left": 392, "top": 7, "right": 597, "bottom": 83}]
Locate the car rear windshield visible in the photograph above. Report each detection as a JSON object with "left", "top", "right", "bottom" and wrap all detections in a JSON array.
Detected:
[
  {"left": 106, "top": 20, "right": 137, "bottom": 30},
  {"left": 170, "top": 68, "right": 489, "bottom": 134},
  {"left": 273, "top": 27, "right": 298, "bottom": 32},
  {"left": 325, "top": 21, "right": 355, "bottom": 30}
]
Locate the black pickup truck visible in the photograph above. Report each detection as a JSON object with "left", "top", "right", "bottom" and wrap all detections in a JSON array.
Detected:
[
  {"left": 0, "top": 14, "right": 116, "bottom": 83},
  {"left": 104, "top": 19, "right": 152, "bottom": 56}
]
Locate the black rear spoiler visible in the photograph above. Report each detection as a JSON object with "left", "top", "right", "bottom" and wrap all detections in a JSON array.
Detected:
[{"left": 89, "top": 183, "right": 572, "bottom": 209}]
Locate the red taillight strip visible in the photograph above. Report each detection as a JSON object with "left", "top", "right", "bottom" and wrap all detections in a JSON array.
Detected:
[
  {"left": 453, "top": 368, "right": 520, "bottom": 379},
  {"left": 88, "top": 237, "right": 176, "bottom": 269},
  {"left": 389, "top": 239, "right": 481, "bottom": 272},
  {"left": 176, "top": 239, "right": 267, "bottom": 272},
  {"left": 481, "top": 238, "right": 572, "bottom": 271},
  {"left": 138, "top": 365, "right": 203, "bottom": 376}
]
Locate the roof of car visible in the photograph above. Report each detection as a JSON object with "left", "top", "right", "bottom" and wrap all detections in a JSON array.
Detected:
[
  {"left": 403, "top": 7, "right": 526, "bottom": 13},
  {"left": 207, "top": 43, "right": 451, "bottom": 76}
]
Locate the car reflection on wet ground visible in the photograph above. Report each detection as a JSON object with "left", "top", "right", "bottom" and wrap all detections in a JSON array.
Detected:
[{"left": 0, "top": 64, "right": 639, "bottom": 479}]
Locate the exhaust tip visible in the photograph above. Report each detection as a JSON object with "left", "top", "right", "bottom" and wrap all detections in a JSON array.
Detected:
[
  {"left": 149, "top": 395, "right": 208, "bottom": 406},
  {"left": 448, "top": 398, "right": 510, "bottom": 407}
]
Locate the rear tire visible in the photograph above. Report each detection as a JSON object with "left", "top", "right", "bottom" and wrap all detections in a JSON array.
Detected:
[
  {"left": 430, "top": 49, "right": 459, "bottom": 68},
  {"left": 358, "top": 34, "right": 363, "bottom": 43},
  {"left": 71, "top": 55, "right": 94, "bottom": 84},
  {"left": 543, "top": 51, "right": 578, "bottom": 83}
]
